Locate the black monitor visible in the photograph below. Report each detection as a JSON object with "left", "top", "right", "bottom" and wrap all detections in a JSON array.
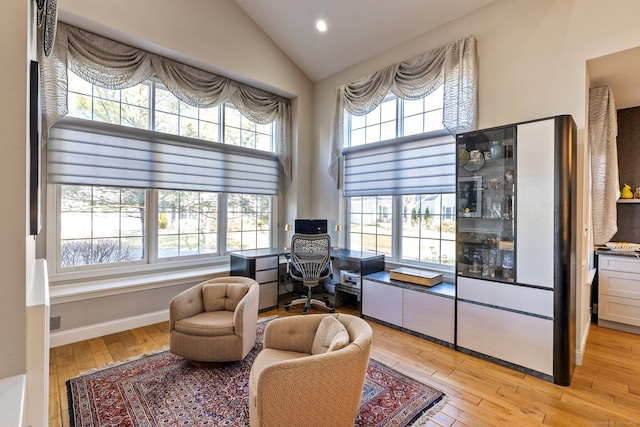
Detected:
[{"left": 294, "top": 219, "right": 328, "bottom": 234}]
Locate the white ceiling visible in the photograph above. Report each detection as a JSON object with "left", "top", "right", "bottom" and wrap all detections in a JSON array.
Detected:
[{"left": 232, "top": 0, "right": 495, "bottom": 82}]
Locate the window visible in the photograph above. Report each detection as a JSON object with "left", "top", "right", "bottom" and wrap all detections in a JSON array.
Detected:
[
  {"left": 59, "top": 185, "right": 146, "bottom": 268},
  {"left": 401, "top": 194, "right": 456, "bottom": 265},
  {"left": 348, "top": 196, "right": 393, "bottom": 256},
  {"left": 345, "top": 86, "right": 455, "bottom": 269},
  {"left": 226, "top": 194, "right": 272, "bottom": 251},
  {"left": 67, "top": 70, "right": 274, "bottom": 149},
  {"left": 347, "top": 88, "right": 444, "bottom": 147},
  {"left": 57, "top": 185, "right": 272, "bottom": 272},
  {"left": 157, "top": 190, "right": 218, "bottom": 258},
  {"left": 349, "top": 97, "right": 397, "bottom": 146},
  {"left": 53, "top": 72, "right": 277, "bottom": 276},
  {"left": 154, "top": 86, "right": 221, "bottom": 142},
  {"left": 68, "top": 72, "right": 151, "bottom": 129}
]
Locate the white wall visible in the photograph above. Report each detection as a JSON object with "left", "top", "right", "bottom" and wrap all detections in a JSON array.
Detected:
[
  {"left": 312, "top": 0, "right": 640, "bottom": 360},
  {"left": 0, "top": 0, "right": 34, "bottom": 380}
]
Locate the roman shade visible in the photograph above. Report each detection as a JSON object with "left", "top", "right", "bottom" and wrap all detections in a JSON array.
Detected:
[
  {"left": 47, "top": 117, "right": 279, "bottom": 194},
  {"left": 343, "top": 133, "right": 455, "bottom": 197}
]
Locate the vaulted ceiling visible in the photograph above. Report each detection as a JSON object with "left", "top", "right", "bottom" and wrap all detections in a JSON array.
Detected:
[{"left": 232, "top": 0, "right": 496, "bottom": 82}]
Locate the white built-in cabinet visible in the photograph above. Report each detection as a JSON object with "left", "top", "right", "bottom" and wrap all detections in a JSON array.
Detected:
[
  {"left": 362, "top": 278, "right": 454, "bottom": 344},
  {"left": 598, "top": 255, "right": 640, "bottom": 332},
  {"left": 455, "top": 115, "right": 576, "bottom": 385}
]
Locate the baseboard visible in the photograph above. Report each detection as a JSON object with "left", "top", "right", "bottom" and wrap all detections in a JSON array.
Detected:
[
  {"left": 49, "top": 309, "right": 169, "bottom": 348},
  {"left": 575, "top": 321, "right": 591, "bottom": 366}
]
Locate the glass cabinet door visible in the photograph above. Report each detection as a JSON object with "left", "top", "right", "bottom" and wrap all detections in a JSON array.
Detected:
[{"left": 456, "top": 125, "right": 516, "bottom": 283}]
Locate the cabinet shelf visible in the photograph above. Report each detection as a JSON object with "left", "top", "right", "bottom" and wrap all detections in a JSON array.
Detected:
[{"left": 617, "top": 199, "right": 640, "bottom": 203}]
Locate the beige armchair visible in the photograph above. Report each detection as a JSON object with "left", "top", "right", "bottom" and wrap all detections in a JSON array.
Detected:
[
  {"left": 169, "top": 276, "right": 259, "bottom": 363},
  {"left": 249, "top": 313, "right": 373, "bottom": 427}
]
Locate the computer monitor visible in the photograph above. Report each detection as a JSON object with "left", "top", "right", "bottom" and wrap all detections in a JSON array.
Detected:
[{"left": 294, "top": 219, "right": 328, "bottom": 234}]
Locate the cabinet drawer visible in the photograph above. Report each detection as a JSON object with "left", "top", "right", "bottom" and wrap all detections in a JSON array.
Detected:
[
  {"left": 256, "top": 256, "right": 278, "bottom": 271},
  {"left": 258, "top": 281, "right": 278, "bottom": 310},
  {"left": 599, "top": 255, "right": 640, "bottom": 274},
  {"left": 362, "top": 280, "right": 402, "bottom": 326},
  {"left": 598, "top": 294, "right": 640, "bottom": 327},
  {"left": 457, "top": 301, "right": 553, "bottom": 375},
  {"left": 599, "top": 269, "right": 640, "bottom": 300},
  {"left": 402, "top": 289, "right": 454, "bottom": 343},
  {"left": 255, "top": 268, "right": 278, "bottom": 284},
  {"left": 457, "top": 276, "right": 553, "bottom": 317}
]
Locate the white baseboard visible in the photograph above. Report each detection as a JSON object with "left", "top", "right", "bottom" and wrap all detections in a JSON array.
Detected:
[
  {"left": 575, "top": 321, "right": 591, "bottom": 366},
  {"left": 49, "top": 309, "right": 169, "bottom": 348}
]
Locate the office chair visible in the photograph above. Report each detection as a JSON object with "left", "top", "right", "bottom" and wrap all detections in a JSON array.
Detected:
[{"left": 284, "top": 233, "right": 335, "bottom": 314}]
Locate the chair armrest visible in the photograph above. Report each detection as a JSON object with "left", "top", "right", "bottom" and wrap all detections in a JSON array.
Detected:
[
  {"left": 169, "top": 284, "right": 204, "bottom": 331},
  {"left": 263, "top": 315, "right": 326, "bottom": 354},
  {"left": 233, "top": 282, "right": 259, "bottom": 337}
]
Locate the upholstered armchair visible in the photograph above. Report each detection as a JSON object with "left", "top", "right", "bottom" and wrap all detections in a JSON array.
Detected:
[
  {"left": 169, "top": 276, "right": 259, "bottom": 363},
  {"left": 249, "top": 313, "right": 373, "bottom": 427}
]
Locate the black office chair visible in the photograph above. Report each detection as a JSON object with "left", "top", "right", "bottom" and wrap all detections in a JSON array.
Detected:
[{"left": 284, "top": 233, "right": 334, "bottom": 314}]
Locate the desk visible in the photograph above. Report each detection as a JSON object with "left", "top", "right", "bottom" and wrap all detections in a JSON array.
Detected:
[
  {"left": 230, "top": 247, "right": 385, "bottom": 313},
  {"left": 230, "top": 248, "right": 287, "bottom": 312},
  {"left": 327, "top": 249, "right": 385, "bottom": 313}
]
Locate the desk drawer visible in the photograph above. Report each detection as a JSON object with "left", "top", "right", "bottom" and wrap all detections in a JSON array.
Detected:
[
  {"left": 259, "top": 281, "right": 278, "bottom": 310},
  {"left": 256, "top": 256, "right": 278, "bottom": 271},
  {"left": 255, "top": 268, "right": 278, "bottom": 284}
]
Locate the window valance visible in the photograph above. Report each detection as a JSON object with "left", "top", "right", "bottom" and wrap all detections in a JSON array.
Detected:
[
  {"left": 38, "top": 22, "right": 292, "bottom": 183},
  {"left": 328, "top": 35, "right": 478, "bottom": 187}
]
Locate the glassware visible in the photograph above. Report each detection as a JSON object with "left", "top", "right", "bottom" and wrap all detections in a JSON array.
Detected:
[
  {"left": 490, "top": 140, "right": 504, "bottom": 159},
  {"left": 481, "top": 248, "right": 496, "bottom": 278}
]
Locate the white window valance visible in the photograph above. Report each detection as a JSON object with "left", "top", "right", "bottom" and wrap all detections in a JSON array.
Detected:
[
  {"left": 38, "top": 22, "right": 292, "bottom": 184},
  {"left": 328, "top": 35, "right": 478, "bottom": 187}
]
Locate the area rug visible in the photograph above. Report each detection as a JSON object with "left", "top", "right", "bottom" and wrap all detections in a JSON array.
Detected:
[{"left": 67, "top": 318, "right": 446, "bottom": 427}]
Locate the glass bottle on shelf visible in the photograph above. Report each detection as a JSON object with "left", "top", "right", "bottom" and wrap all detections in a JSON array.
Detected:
[{"left": 456, "top": 126, "right": 516, "bottom": 283}]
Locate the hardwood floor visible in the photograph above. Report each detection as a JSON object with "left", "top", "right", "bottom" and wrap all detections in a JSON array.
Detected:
[{"left": 49, "top": 302, "right": 640, "bottom": 427}]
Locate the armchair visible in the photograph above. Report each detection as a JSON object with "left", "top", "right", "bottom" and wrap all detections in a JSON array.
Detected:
[
  {"left": 248, "top": 314, "right": 373, "bottom": 427},
  {"left": 169, "top": 276, "right": 259, "bottom": 363}
]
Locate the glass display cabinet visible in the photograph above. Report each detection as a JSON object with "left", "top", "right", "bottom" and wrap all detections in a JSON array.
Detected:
[{"left": 456, "top": 126, "right": 516, "bottom": 283}]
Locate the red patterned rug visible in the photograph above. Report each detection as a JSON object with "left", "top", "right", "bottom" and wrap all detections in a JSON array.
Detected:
[{"left": 67, "top": 318, "right": 446, "bottom": 426}]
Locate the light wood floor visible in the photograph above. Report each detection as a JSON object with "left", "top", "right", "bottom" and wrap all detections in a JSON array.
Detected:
[{"left": 49, "top": 302, "right": 640, "bottom": 427}]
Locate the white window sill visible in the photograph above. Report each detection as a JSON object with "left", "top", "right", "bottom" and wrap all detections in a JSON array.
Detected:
[{"left": 49, "top": 264, "right": 229, "bottom": 304}]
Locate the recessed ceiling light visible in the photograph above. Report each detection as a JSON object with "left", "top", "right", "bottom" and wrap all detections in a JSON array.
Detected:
[{"left": 316, "top": 19, "right": 327, "bottom": 32}]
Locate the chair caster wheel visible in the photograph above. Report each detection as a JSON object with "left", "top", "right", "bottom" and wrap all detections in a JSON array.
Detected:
[
  {"left": 284, "top": 305, "right": 290, "bottom": 311},
  {"left": 329, "top": 308, "right": 335, "bottom": 314}
]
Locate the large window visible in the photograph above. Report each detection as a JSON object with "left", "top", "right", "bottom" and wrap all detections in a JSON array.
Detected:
[
  {"left": 53, "top": 72, "right": 277, "bottom": 275},
  {"left": 345, "top": 86, "right": 455, "bottom": 269}
]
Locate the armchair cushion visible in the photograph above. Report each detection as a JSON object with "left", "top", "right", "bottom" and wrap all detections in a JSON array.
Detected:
[
  {"left": 311, "top": 315, "right": 350, "bottom": 355},
  {"left": 174, "top": 311, "right": 234, "bottom": 337},
  {"left": 202, "top": 282, "right": 249, "bottom": 312}
]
